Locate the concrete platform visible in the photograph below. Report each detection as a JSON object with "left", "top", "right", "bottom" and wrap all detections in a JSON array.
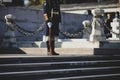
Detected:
[
  {"left": 17, "top": 39, "right": 100, "bottom": 48},
  {"left": 0, "top": 47, "right": 120, "bottom": 56},
  {"left": 0, "top": 48, "right": 93, "bottom": 56},
  {"left": 1, "top": 39, "right": 120, "bottom": 56}
]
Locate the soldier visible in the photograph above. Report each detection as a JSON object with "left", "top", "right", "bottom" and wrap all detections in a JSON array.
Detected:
[
  {"left": 105, "top": 13, "right": 112, "bottom": 38},
  {"left": 43, "top": 0, "right": 61, "bottom": 55}
]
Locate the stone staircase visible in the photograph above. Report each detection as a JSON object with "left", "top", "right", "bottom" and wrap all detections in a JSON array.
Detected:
[{"left": 0, "top": 55, "right": 120, "bottom": 80}]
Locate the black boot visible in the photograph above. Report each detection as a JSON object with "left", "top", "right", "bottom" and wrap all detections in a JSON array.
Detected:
[
  {"left": 46, "top": 41, "right": 50, "bottom": 55},
  {"left": 51, "top": 41, "right": 59, "bottom": 55},
  {"left": 52, "top": 51, "right": 59, "bottom": 55}
]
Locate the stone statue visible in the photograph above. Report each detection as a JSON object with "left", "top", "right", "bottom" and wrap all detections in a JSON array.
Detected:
[
  {"left": 82, "top": 20, "right": 91, "bottom": 40},
  {"left": 89, "top": 8, "right": 106, "bottom": 42},
  {"left": 1, "top": 14, "right": 17, "bottom": 48},
  {"left": 110, "top": 17, "right": 120, "bottom": 40}
]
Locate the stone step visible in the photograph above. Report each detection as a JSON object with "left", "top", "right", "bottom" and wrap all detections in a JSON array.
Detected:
[
  {"left": 0, "top": 47, "right": 120, "bottom": 56},
  {"left": 0, "top": 67, "right": 119, "bottom": 79},
  {"left": 0, "top": 55, "right": 119, "bottom": 79},
  {"left": 0, "top": 60, "right": 120, "bottom": 73},
  {"left": 0, "top": 47, "right": 93, "bottom": 55},
  {"left": 17, "top": 39, "right": 120, "bottom": 49},
  {"left": 17, "top": 39, "right": 100, "bottom": 48},
  {"left": 20, "top": 48, "right": 94, "bottom": 56},
  {"left": 94, "top": 48, "right": 120, "bottom": 55},
  {"left": 0, "top": 55, "right": 120, "bottom": 64},
  {"left": 44, "top": 73, "right": 120, "bottom": 80}
]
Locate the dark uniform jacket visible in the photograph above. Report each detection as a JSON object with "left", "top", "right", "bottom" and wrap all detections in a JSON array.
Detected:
[
  {"left": 43, "top": 0, "right": 61, "bottom": 36},
  {"left": 43, "top": 0, "right": 61, "bottom": 22}
]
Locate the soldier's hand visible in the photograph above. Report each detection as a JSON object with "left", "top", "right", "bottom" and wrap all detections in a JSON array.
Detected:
[{"left": 47, "top": 22, "right": 52, "bottom": 28}]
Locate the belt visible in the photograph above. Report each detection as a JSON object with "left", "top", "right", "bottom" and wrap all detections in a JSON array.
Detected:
[{"left": 52, "top": 12, "right": 59, "bottom": 14}]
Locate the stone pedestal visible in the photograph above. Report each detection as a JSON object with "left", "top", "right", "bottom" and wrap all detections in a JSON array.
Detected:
[
  {"left": 110, "top": 17, "right": 120, "bottom": 40},
  {"left": 89, "top": 8, "right": 106, "bottom": 42},
  {"left": 17, "top": 39, "right": 100, "bottom": 48},
  {"left": 1, "top": 14, "right": 17, "bottom": 48},
  {"left": 82, "top": 20, "right": 91, "bottom": 40}
]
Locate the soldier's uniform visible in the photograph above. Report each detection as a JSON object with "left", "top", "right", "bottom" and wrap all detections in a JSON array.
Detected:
[
  {"left": 105, "top": 14, "right": 112, "bottom": 38},
  {"left": 43, "top": 0, "right": 61, "bottom": 55}
]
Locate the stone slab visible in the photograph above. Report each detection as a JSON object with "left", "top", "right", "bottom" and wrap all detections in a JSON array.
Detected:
[
  {"left": 17, "top": 39, "right": 100, "bottom": 48},
  {"left": 0, "top": 47, "right": 120, "bottom": 56},
  {"left": 94, "top": 48, "right": 120, "bottom": 55},
  {"left": 0, "top": 48, "right": 93, "bottom": 56}
]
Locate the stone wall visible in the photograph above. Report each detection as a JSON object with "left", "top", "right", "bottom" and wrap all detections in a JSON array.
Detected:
[
  {"left": 0, "top": 7, "right": 91, "bottom": 41},
  {"left": 60, "top": 12, "right": 92, "bottom": 39},
  {"left": 0, "top": 7, "right": 45, "bottom": 41}
]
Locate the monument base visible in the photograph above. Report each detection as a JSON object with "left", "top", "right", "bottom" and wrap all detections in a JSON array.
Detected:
[
  {"left": 94, "top": 48, "right": 120, "bottom": 55},
  {"left": 17, "top": 39, "right": 100, "bottom": 48},
  {"left": 0, "top": 39, "right": 120, "bottom": 56}
]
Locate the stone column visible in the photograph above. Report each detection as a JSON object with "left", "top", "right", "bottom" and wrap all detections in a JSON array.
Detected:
[
  {"left": 1, "top": 14, "right": 17, "bottom": 48},
  {"left": 89, "top": 8, "right": 106, "bottom": 42},
  {"left": 110, "top": 17, "right": 120, "bottom": 40}
]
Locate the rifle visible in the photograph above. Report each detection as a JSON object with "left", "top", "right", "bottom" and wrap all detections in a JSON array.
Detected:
[{"left": 47, "top": 22, "right": 53, "bottom": 56}]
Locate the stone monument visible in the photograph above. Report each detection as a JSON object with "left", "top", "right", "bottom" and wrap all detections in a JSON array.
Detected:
[
  {"left": 1, "top": 14, "right": 17, "bottom": 48},
  {"left": 110, "top": 17, "right": 120, "bottom": 40},
  {"left": 82, "top": 20, "right": 91, "bottom": 40},
  {"left": 89, "top": 8, "right": 106, "bottom": 42}
]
